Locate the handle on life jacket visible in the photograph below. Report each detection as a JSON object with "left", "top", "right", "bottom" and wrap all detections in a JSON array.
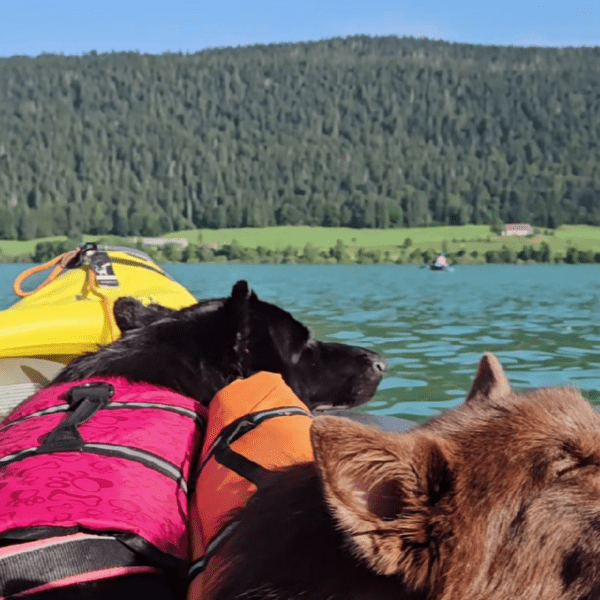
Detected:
[{"left": 39, "top": 382, "right": 115, "bottom": 453}]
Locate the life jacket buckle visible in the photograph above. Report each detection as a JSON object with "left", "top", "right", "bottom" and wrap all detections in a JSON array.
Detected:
[{"left": 66, "top": 382, "right": 114, "bottom": 409}]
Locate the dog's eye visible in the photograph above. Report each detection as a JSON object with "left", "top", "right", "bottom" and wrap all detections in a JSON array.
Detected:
[
  {"left": 554, "top": 443, "right": 600, "bottom": 478},
  {"left": 556, "top": 458, "right": 600, "bottom": 477}
]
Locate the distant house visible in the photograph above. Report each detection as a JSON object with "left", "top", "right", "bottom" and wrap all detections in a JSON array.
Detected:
[{"left": 501, "top": 223, "right": 533, "bottom": 237}]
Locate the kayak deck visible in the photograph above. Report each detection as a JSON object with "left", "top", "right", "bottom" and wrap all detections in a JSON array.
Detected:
[{"left": 0, "top": 244, "right": 197, "bottom": 418}]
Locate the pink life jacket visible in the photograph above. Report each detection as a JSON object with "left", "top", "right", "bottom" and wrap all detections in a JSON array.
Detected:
[{"left": 0, "top": 377, "right": 207, "bottom": 597}]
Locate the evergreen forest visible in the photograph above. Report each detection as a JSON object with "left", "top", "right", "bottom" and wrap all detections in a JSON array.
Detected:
[{"left": 0, "top": 35, "right": 599, "bottom": 240}]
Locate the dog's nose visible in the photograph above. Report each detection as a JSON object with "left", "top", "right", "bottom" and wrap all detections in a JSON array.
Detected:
[
  {"left": 364, "top": 350, "right": 386, "bottom": 374},
  {"left": 372, "top": 358, "right": 387, "bottom": 374}
]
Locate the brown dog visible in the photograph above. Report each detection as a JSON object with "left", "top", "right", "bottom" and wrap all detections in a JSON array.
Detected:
[{"left": 199, "top": 353, "right": 600, "bottom": 600}]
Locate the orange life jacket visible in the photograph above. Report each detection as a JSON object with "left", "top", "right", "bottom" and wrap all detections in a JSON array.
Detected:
[{"left": 187, "top": 372, "right": 313, "bottom": 600}]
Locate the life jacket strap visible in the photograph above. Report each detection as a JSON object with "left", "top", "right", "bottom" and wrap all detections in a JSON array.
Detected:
[
  {"left": 213, "top": 444, "right": 265, "bottom": 487},
  {"left": 0, "top": 533, "right": 159, "bottom": 597},
  {"left": 1, "top": 399, "right": 206, "bottom": 434},
  {"left": 196, "top": 406, "right": 311, "bottom": 482},
  {"left": 187, "top": 520, "right": 240, "bottom": 584},
  {"left": 0, "top": 443, "right": 190, "bottom": 495}
]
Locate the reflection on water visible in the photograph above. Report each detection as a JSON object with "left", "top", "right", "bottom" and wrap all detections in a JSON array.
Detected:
[{"left": 2, "top": 263, "right": 600, "bottom": 423}]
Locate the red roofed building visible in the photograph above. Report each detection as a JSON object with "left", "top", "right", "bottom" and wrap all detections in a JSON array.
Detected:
[{"left": 501, "top": 223, "right": 533, "bottom": 236}]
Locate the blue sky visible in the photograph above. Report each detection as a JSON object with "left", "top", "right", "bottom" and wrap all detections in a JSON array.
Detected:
[{"left": 1, "top": 0, "right": 598, "bottom": 58}]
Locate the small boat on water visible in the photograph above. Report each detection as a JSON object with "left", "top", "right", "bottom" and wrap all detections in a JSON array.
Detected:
[
  {"left": 428, "top": 253, "right": 453, "bottom": 271},
  {"left": 429, "top": 262, "right": 447, "bottom": 271},
  {"left": 0, "top": 243, "right": 196, "bottom": 416}
]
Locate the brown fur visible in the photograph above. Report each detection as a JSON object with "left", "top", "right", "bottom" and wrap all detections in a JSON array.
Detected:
[{"left": 205, "top": 353, "right": 600, "bottom": 600}]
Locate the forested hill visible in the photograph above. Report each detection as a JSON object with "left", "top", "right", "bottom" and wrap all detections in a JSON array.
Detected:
[{"left": 0, "top": 36, "right": 599, "bottom": 239}]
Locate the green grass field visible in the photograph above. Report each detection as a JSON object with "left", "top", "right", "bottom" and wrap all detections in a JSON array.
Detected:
[
  {"left": 176, "top": 225, "right": 492, "bottom": 248},
  {"left": 0, "top": 224, "right": 599, "bottom": 262},
  {"left": 0, "top": 236, "right": 68, "bottom": 257},
  {"left": 174, "top": 224, "right": 600, "bottom": 256}
]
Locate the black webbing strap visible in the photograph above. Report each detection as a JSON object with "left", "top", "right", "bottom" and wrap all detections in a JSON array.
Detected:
[
  {"left": 87, "top": 249, "right": 119, "bottom": 287},
  {"left": 213, "top": 445, "right": 265, "bottom": 487},
  {"left": 39, "top": 383, "right": 114, "bottom": 453},
  {"left": 0, "top": 535, "right": 149, "bottom": 597},
  {"left": 197, "top": 406, "right": 311, "bottom": 483},
  {"left": 187, "top": 520, "right": 240, "bottom": 584}
]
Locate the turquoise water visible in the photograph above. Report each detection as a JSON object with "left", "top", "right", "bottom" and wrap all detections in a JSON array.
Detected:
[{"left": 2, "top": 263, "right": 599, "bottom": 422}]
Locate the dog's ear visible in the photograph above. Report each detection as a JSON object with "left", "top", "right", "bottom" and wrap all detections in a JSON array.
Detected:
[
  {"left": 229, "top": 281, "right": 254, "bottom": 363},
  {"left": 113, "top": 297, "right": 175, "bottom": 333},
  {"left": 311, "top": 417, "right": 452, "bottom": 587},
  {"left": 114, "top": 297, "right": 144, "bottom": 332},
  {"left": 231, "top": 280, "right": 252, "bottom": 300},
  {"left": 465, "top": 353, "right": 511, "bottom": 403}
]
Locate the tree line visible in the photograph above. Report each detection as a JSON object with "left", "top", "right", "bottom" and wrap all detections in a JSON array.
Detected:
[
  {"left": 0, "top": 36, "right": 599, "bottom": 239},
  {"left": 15, "top": 236, "right": 599, "bottom": 267}
]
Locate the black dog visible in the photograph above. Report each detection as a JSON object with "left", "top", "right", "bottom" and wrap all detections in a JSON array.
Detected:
[
  {"left": 1, "top": 281, "right": 385, "bottom": 600},
  {"left": 53, "top": 280, "right": 386, "bottom": 410}
]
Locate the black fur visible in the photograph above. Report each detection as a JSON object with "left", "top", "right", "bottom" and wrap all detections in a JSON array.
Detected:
[
  {"left": 18, "top": 574, "right": 183, "bottom": 600},
  {"left": 212, "top": 464, "right": 424, "bottom": 600},
  {"left": 20, "top": 281, "right": 385, "bottom": 600},
  {"left": 52, "top": 280, "right": 386, "bottom": 410}
]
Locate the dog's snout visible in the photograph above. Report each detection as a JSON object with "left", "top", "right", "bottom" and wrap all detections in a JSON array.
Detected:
[
  {"left": 372, "top": 358, "right": 386, "bottom": 374},
  {"left": 363, "top": 350, "right": 386, "bottom": 375}
]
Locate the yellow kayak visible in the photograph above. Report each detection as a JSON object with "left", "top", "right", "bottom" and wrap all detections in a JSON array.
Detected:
[{"left": 0, "top": 244, "right": 196, "bottom": 416}]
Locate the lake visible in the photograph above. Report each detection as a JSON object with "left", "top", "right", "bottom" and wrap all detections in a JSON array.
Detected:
[{"left": 1, "top": 263, "right": 599, "bottom": 423}]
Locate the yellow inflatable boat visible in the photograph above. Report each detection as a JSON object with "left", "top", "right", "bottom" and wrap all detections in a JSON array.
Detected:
[{"left": 0, "top": 243, "right": 196, "bottom": 416}]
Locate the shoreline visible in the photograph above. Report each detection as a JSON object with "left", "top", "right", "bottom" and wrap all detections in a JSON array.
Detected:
[{"left": 1, "top": 224, "right": 600, "bottom": 266}]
